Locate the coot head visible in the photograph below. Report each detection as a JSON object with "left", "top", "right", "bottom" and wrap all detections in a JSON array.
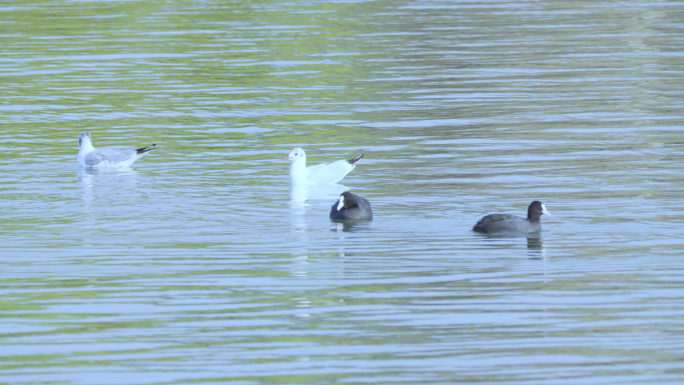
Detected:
[
  {"left": 527, "top": 201, "right": 551, "bottom": 222},
  {"left": 337, "top": 191, "right": 358, "bottom": 210}
]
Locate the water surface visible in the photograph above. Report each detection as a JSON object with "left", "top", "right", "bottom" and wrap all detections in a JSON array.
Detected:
[{"left": 2, "top": 0, "right": 684, "bottom": 384}]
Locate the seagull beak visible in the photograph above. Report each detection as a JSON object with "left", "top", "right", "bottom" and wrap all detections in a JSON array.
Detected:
[
  {"left": 283, "top": 156, "right": 290, "bottom": 160},
  {"left": 542, "top": 204, "right": 551, "bottom": 216}
]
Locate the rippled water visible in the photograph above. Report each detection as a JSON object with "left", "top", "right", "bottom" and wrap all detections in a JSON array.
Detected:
[{"left": 2, "top": 0, "right": 684, "bottom": 383}]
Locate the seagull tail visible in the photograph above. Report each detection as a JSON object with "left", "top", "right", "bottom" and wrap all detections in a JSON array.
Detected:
[
  {"left": 347, "top": 153, "right": 364, "bottom": 165},
  {"left": 136, "top": 144, "right": 158, "bottom": 155}
]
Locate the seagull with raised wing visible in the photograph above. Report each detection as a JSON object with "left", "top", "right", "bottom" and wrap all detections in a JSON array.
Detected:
[
  {"left": 283, "top": 147, "right": 364, "bottom": 185},
  {"left": 77, "top": 131, "right": 157, "bottom": 168}
]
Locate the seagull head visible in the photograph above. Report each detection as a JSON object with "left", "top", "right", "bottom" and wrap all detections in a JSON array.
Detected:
[
  {"left": 79, "top": 131, "right": 92, "bottom": 148},
  {"left": 283, "top": 147, "right": 306, "bottom": 162}
]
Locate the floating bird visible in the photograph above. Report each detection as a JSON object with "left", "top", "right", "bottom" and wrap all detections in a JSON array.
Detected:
[
  {"left": 473, "top": 201, "right": 550, "bottom": 234},
  {"left": 330, "top": 191, "right": 373, "bottom": 220},
  {"left": 283, "top": 147, "right": 363, "bottom": 185},
  {"left": 77, "top": 131, "right": 157, "bottom": 168}
]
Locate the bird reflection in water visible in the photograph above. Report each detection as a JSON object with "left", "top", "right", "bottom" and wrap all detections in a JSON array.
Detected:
[
  {"left": 77, "top": 167, "right": 140, "bottom": 205},
  {"left": 475, "top": 232, "right": 547, "bottom": 259},
  {"left": 526, "top": 236, "right": 547, "bottom": 259},
  {"left": 334, "top": 220, "right": 372, "bottom": 233}
]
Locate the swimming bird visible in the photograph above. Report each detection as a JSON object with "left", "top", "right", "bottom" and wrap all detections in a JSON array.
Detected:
[
  {"left": 473, "top": 201, "right": 550, "bottom": 234},
  {"left": 283, "top": 147, "right": 363, "bottom": 185},
  {"left": 330, "top": 191, "right": 373, "bottom": 220},
  {"left": 77, "top": 131, "right": 157, "bottom": 168}
]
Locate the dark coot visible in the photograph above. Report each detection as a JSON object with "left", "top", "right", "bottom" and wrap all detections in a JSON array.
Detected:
[
  {"left": 330, "top": 191, "right": 373, "bottom": 220},
  {"left": 473, "top": 201, "right": 550, "bottom": 234}
]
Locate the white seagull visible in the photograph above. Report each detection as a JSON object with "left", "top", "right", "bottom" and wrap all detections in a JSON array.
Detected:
[
  {"left": 77, "top": 131, "right": 157, "bottom": 168},
  {"left": 283, "top": 147, "right": 364, "bottom": 185}
]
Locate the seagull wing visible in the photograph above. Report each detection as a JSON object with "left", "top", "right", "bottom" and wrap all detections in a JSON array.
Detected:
[
  {"left": 84, "top": 148, "right": 138, "bottom": 167},
  {"left": 306, "top": 159, "right": 356, "bottom": 184}
]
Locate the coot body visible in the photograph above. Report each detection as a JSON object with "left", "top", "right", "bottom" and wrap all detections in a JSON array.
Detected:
[
  {"left": 330, "top": 192, "right": 373, "bottom": 220},
  {"left": 473, "top": 201, "right": 550, "bottom": 234}
]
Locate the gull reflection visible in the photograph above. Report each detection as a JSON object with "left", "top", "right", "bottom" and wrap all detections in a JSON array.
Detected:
[
  {"left": 289, "top": 183, "right": 349, "bottom": 279},
  {"left": 288, "top": 184, "right": 311, "bottom": 280},
  {"left": 76, "top": 167, "right": 141, "bottom": 245},
  {"left": 289, "top": 183, "right": 309, "bottom": 233},
  {"left": 77, "top": 167, "right": 140, "bottom": 204},
  {"left": 77, "top": 168, "right": 95, "bottom": 206},
  {"left": 291, "top": 182, "right": 348, "bottom": 202},
  {"left": 289, "top": 182, "right": 309, "bottom": 204},
  {"left": 290, "top": 182, "right": 349, "bottom": 232}
]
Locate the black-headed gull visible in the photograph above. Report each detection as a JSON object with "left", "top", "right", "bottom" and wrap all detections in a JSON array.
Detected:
[
  {"left": 77, "top": 131, "right": 157, "bottom": 168},
  {"left": 330, "top": 191, "right": 373, "bottom": 220},
  {"left": 283, "top": 147, "right": 363, "bottom": 184},
  {"left": 473, "top": 201, "right": 551, "bottom": 234}
]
